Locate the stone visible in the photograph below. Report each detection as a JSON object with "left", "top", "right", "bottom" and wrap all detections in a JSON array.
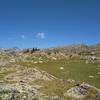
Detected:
[
  {"left": 96, "top": 92, "right": 100, "bottom": 100},
  {"left": 64, "top": 85, "right": 87, "bottom": 99},
  {"left": 97, "top": 72, "right": 100, "bottom": 75},
  {"left": 60, "top": 67, "right": 64, "bottom": 70},
  {"left": 89, "top": 75, "right": 94, "bottom": 78}
]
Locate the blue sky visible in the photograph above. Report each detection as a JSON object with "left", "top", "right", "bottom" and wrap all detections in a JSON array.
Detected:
[{"left": 0, "top": 0, "right": 100, "bottom": 48}]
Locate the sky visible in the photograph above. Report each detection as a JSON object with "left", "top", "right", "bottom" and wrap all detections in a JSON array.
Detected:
[{"left": 0, "top": 0, "right": 100, "bottom": 48}]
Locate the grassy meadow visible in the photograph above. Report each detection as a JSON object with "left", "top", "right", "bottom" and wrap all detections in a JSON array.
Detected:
[{"left": 19, "top": 59, "right": 100, "bottom": 89}]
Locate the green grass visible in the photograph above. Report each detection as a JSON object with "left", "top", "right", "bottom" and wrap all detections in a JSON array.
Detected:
[
  {"left": 29, "top": 79, "right": 75, "bottom": 98},
  {"left": 18, "top": 59, "right": 100, "bottom": 89}
]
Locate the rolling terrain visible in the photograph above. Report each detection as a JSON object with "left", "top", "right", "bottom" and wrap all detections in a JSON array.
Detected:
[{"left": 0, "top": 44, "right": 100, "bottom": 100}]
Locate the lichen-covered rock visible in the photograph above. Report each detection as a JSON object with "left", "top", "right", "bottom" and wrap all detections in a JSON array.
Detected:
[
  {"left": 0, "top": 84, "right": 46, "bottom": 100},
  {"left": 64, "top": 83, "right": 89, "bottom": 99},
  {"left": 96, "top": 91, "right": 100, "bottom": 100},
  {"left": 5, "top": 68, "right": 57, "bottom": 84}
]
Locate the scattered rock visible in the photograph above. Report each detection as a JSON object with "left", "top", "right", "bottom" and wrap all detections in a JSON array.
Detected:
[
  {"left": 39, "top": 61, "right": 43, "bottom": 63},
  {"left": 0, "top": 60, "right": 9, "bottom": 66},
  {"left": 96, "top": 91, "right": 100, "bottom": 100},
  {"left": 64, "top": 83, "right": 89, "bottom": 99},
  {"left": 60, "top": 67, "right": 64, "bottom": 70},
  {"left": 97, "top": 72, "right": 100, "bottom": 75},
  {"left": 52, "top": 57, "right": 57, "bottom": 60},
  {"left": 33, "top": 61, "right": 38, "bottom": 64},
  {"left": 89, "top": 75, "right": 94, "bottom": 78},
  {"left": 5, "top": 68, "right": 57, "bottom": 83}
]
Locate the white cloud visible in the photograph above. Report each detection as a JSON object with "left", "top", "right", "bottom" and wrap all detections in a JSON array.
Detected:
[
  {"left": 36, "top": 32, "right": 45, "bottom": 39},
  {"left": 21, "top": 35, "right": 25, "bottom": 39}
]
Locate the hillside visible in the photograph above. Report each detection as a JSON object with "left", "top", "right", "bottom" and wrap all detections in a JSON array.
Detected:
[{"left": 0, "top": 44, "right": 100, "bottom": 100}]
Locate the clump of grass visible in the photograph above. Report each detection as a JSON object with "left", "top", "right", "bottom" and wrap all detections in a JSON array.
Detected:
[
  {"left": 85, "top": 87, "right": 97, "bottom": 100},
  {"left": 29, "top": 79, "right": 45, "bottom": 86},
  {"left": 39, "top": 80, "right": 75, "bottom": 98},
  {"left": 29, "top": 79, "right": 75, "bottom": 98},
  {"left": 4, "top": 80, "right": 17, "bottom": 84}
]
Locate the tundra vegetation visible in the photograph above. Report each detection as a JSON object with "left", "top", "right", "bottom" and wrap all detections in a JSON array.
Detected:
[{"left": 0, "top": 44, "right": 100, "bottom": 100}]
